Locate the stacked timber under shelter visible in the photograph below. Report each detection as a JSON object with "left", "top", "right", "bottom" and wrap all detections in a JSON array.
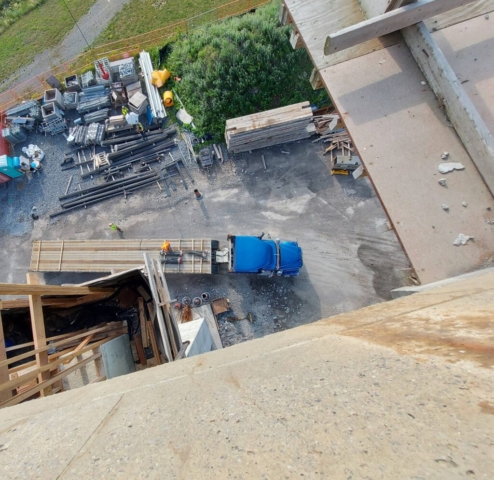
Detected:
[{"left": 225, "top": 101, "right": 315, "bottom": 153}]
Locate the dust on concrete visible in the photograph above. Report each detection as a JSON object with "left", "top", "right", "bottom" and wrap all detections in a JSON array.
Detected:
[
  {"left": 0, "top": 0, "right": 133, "bottom": 91},
  {"left": 0, "top": 133, "right": 410, "bottom": 347}
]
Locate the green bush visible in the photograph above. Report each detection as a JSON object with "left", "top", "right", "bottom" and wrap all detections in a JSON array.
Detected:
[{"left": 166, "top": 0, "right": 329, "bottom": 139}]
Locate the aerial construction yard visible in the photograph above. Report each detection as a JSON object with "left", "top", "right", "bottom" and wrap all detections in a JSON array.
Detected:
[
  {"left": 0, "top": 1, "right": 493, "bottom": 478},
  {"left": 0, "top": 130, "right": 409, "bottom": 346}
]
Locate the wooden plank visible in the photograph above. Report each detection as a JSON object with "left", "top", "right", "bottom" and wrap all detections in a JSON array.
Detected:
[
  {"left": 0, "top": 352, "right": 102, "bottom": 408},
  {"left": 1, "top": 292, "right": 112, "bottom": 310},
  {"left": 320, "top": 41, "right": 494, "bottom": 284},
  {"left": 0, "top": 284, "right": 114, "bottom": 296},
  {"left": 134, "top": 333, "right": 147, "bottom": 366},
  {"left": 0, "top": 310, "right": 12, "bottom": 402},
  {"left": 386, "top": 0, "right": 417, "bottom": 12},
  {"left": 424, "top": 0, "right": 494, "bottom": 30},
  {"left": 0, "top": 334, "right": 119, "bottom": 394},
  {"left": 283, "top": 0, "right": 402, "bottom": 71},
  {"left": 58, "top": 240, "right": 64, "bottom": 271},
  {"left": 324, "top": 0, "right": 477, "bottom": 55},
  {"left": 6, "top": 323, "right": 123, "bottom": 354},
  {"left": 26, "top": 273, "right": 52, "bottom": 397},
  {"left": 290, "top": 29, "right": 304, "bottom": 49},
  {"left": 143, "top": 253, "right": 172, "bottom": 362},
  {"left": 64, "top": 333, "right": 95, "bottom": 362},
  {"left": 0, "top": 323, "right": 126, "bottom": 369},
  {"left": 432, "top": 13, "right": 494, "bottom": 133},
  {"left": 358, "top": 0, "right": 494, "bottom": 28},
  {"left": 147, "top": 317, "right": 162, "bottom": 365},
  {"left": 310, "top": 68, "right": 324, "bottom": 90},
  {"left": 35, "top": 240, "right": 41, "bottom": 271},
  {"left": 156, "top": 261, "right": 182, "bottom": 352},
  {"left": 138, "top": 297, "right": 149, "bottom": 348},
  {"left": 29, "top": 239, "right": 213, "bottom": 274},
  {"left": 152, "top": 261, "right": 178, "bottom": 359},
  {"left": 402, "top": 21, "right": 494, "bottom": 195}
]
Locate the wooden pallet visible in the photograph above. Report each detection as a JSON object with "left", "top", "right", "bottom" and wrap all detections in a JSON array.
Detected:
[{"left": 30, "top": 239, "right": 213, "bottom": 274}]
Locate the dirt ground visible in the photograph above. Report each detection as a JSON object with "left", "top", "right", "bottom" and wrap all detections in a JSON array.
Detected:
[{"left": 0, "top": 131, "right": 410, "bottom": 346}]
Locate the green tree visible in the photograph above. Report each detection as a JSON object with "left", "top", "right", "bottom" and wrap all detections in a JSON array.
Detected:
[{"left": 166, "top": 0, "right": 329, "bottom": 139}]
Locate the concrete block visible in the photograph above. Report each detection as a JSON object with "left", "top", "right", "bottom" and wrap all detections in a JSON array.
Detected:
[
  {"left": 129, "top": 92, "right": 149, "bottom": 115},
  {"left": 65, "top": 74, "right": 82, "bottom": 93},
  {"left": 179, "top": 318, "right": 214, "bottom": 357},
  {"left": 100, "top": 334, "right": 135, "bottom": 379},
  {"left": 44, "top": 89, "right": 65, "bottom": 109},
  {"left": 41, "top": 102, "right": 63, "bottom": 121}
]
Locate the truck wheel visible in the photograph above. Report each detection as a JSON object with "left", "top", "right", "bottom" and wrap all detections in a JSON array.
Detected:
[
  {"left": 211, "top": 240, "right": 220, "bottom": 250},
  {"left": 211, "top": 264, "right": 219, "bottom": 274}
]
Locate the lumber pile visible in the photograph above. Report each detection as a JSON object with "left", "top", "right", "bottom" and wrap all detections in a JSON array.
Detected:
[
  {"left": 312, "top": 112, "right": 362, "bottom": 176},
  {"left": 0, "top": 322, "right": 127, "bottom": 409},
  {"left": 30, "top": 239, "right": 213, "bottom": 274},
  {"left": 225, "top": 101, "right": 315, "bottom": 153}
]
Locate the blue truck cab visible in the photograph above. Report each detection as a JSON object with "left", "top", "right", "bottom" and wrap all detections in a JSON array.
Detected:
[{"left": 227, "top": 234, "right": 303, "bottom": 277}]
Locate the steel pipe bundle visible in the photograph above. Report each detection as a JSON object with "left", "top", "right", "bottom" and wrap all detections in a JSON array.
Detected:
[
  {"left": 51, "top": 171, "right": 160, "bottom": 217},
  {"left": 85, "top": 123, "right": 105, "bottom": 144},
  {"left": 6, "top": 100, "right": 39, "bottom": 117},
  {"left": 2, "top": 125, "right": 27, "bottom": 144},
  {"left": 84, "top": 109, "right": 110, "bottom": 124},
  {"left": 107, "top": 133, "right": 176, "bottom": 161},
  {"left": 77, "top": 95, "right": 111, "bottom": 114}
]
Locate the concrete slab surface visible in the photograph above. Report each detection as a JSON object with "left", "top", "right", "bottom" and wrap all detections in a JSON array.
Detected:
[{"left": 0, "top": 270, "right": 492, "bottom": 479}]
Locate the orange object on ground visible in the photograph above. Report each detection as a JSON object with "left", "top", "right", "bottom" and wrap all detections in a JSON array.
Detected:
[{"left": 163, "top": 91, "right": 174, "bottom": 107}]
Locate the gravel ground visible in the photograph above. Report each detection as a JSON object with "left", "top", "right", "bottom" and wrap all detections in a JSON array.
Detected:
[
  {"left": 0, "top": 119, "right": 410, "bottom": 347},
  {"left": 0, "top": 0, "right": 132, "bottom": 91}
]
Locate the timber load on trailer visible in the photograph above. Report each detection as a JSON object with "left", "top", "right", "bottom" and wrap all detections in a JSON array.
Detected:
[
  {"left": 30, "top": 235, "right": 303, "bottom": 277},
  {"left": 30, "top": 239, "right": 214, "bottom": 274}
]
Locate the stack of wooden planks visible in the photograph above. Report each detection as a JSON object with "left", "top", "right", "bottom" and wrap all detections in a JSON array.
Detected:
[
  {"left": 225, "top": 101, "right": 315, "bottom": 153},
  {"left": 30, "top": 239, "right": 213, "bottom": 274}
]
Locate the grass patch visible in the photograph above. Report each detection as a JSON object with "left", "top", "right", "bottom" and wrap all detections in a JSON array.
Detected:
[
  {"left": 166, "top": 0, "right": 330, "bottom": 139},
  {"left": 94, "top": 0, "right": 248, "bottom": 46},
  {"left": 0, "top": 0, "right": 96, "bottom": 84},
  {"left": 0, "top": 0, "right": 47, "bottom": 35}
]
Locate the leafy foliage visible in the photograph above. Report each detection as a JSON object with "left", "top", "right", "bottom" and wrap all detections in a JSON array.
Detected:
[{"left": 166, "top": 0, "right": 329, "bottom": 138}]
